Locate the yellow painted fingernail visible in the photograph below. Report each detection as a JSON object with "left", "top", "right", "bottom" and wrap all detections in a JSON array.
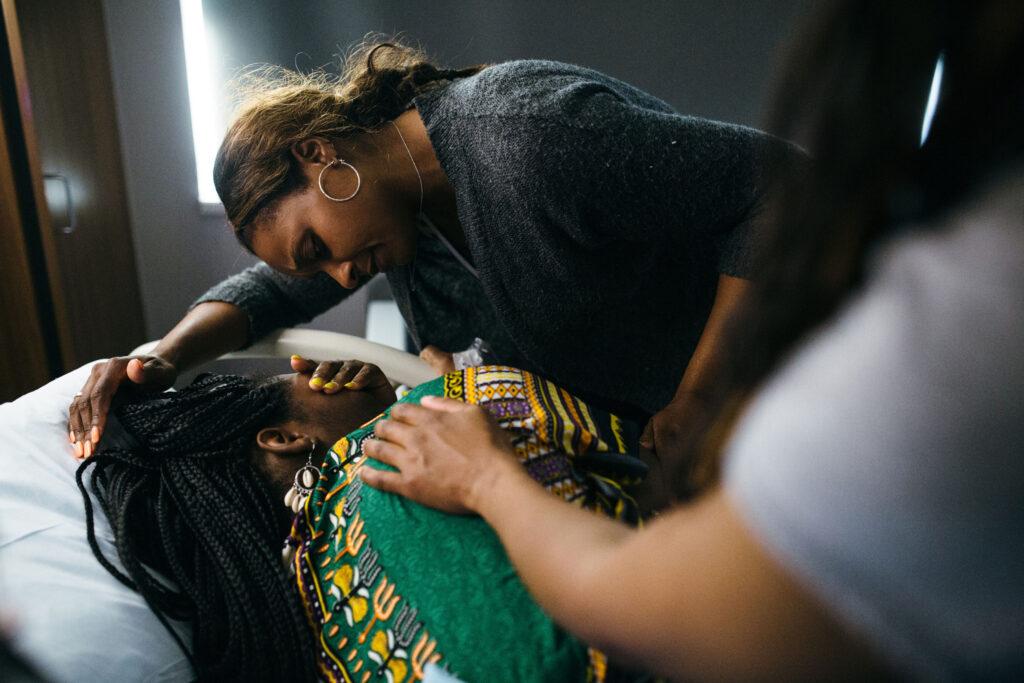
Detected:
[
  {"left": 84, "top": 441, "right": 93, "bottom": 458},
  {"left": 344, "top": 382, "right": 357, "bottom": 389},
  {"left": 91, "top": 426, "right": 100, "bottom": 443},
  {"left": 323, "top": 381, "right": 339, "bottom": 391},
  {"left": 310, "top": 377, "right": 325, "bottom": 389},
  {"left": 291, "top": 354, "right": 302, "bottom": 361}
]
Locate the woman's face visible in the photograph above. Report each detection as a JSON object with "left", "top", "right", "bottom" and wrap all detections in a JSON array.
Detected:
[
  {"left": 283, "top": 371, "right": 392, "bottom": 439},
  {"left": 254, "top": 372, "right": 392, "bottom": 501},
  {"left": 248, "top": 137, "right": 420, "bottom": 289}
]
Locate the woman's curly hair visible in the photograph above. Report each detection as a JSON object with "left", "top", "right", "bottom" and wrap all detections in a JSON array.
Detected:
[{"left": 214, "top": 37, "right": 484, "bottom": 236}]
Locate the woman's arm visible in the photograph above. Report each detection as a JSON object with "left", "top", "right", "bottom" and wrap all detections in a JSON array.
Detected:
[
  {"left": 70, "top": 263, "right": 350, "bottom": 455},
  {"left": 479, "top": 483, "right": 878, "bottom": 680},
  {"left": 362, "top": 398, "right": 885, "bottom": 681},
  {"left": 640, "top": 273, "right": 751, "bottom": 495},
  {"left": 191, "top": 262, "right": 349, "bottom": 344},
  {"left": 68, "top": 301, "right": 250, "bottom": 456},
  {"left": 151, "top": 300, "right": 251, "bottom": 369}
]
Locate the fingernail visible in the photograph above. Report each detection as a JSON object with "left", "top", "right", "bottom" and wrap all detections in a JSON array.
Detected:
[
  {"left": 323, "top": 381, "right": 339, "bottom": 392},
  {"left": 291, "top": 354, "right": 302, "bottom": 361},
  {"left": 86, "top": 441, "right": 94, "bottom": 458},
  {"left": 70, "top": 431, "right": 76, "bottom": 444},
  {"left": 91, "top": 426, "right": 100, "bottom": 443},
  {"left": 74, "top": 441, "right": 84, "bottom": 458},
  {"left": 310, "top": 377, "right": 324, "bottom": 389},
  {"left": 343, "top": 382, "right": 357, "bottom": 389}
]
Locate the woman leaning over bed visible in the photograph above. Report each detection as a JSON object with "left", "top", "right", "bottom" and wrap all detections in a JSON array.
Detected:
[
  {"left": 362, "top": 1, "right": 1024, "bottom": 679},
  {"left": 70, "top": 36, "right": 802, "bottom": 494}
]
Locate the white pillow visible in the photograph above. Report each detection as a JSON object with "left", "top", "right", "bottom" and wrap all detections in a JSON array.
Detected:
[{"left": 0, "top": 363, "right": 192, "bottom": 682}]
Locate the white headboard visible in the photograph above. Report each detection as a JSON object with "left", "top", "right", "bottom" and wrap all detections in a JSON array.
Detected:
[{"left": 131, "top": 328, "right": 435, "bottom": 388}]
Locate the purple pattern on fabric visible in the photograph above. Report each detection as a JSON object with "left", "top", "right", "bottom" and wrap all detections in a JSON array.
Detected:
[
  {"left": 482, "top": 399, "right": 531, "bottom": 419},
  {"left": 525, "top": 453, "right": 574, "bottom": 484}
]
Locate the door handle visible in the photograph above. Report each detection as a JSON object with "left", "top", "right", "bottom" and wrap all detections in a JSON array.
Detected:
[{"left": 43, "top": 173, "right": 77, "bottom": 235}]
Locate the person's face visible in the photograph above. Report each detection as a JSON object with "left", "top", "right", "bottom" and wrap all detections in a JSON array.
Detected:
[
  {"left": 249, "top": 137, "right": 419, "bottom": 289},
  {"left": 253, "top": 373, "right": 392, "bottom": 503}
]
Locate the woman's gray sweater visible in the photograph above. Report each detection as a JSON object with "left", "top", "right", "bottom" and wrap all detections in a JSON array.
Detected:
[{"left": 194, "top": 60, "right": 798, "bottom": 417}]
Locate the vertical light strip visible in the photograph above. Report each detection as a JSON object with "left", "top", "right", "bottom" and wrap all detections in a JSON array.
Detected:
[
  {"left": 180, "top": 0, "right": 221, "bottom": 204},
  {"left": 920, "top": 53, "right": 945, "bottom": 147}
]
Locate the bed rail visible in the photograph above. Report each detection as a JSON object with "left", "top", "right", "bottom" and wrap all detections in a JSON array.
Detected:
[{"left": 131, "top": 328, "right": 435, "bottom": 388}]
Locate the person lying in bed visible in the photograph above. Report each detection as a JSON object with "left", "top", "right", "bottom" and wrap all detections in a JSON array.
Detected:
[{"left": 78, "top": 360, "right": 650, "bottom": 682}]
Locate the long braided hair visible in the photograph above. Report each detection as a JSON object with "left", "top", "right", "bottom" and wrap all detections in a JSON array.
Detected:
[{"left": 76, "top": 373, "right": 318, "bottom": 681}]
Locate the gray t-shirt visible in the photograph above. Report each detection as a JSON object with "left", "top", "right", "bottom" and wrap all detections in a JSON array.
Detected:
[
  {"left": 196, "top": 60, "right": 799, "bottom": 415},
  {"left": 725, "top": 170, "right": 1024, "bottom": 680}
]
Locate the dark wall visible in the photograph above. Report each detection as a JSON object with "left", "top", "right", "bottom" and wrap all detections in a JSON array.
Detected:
[{"left": 205, "top": 1, "right": 815, "bottom": 129}]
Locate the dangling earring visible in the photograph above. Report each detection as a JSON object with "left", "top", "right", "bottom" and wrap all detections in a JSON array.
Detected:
[
  {"left": 284, "top": 439, "right": 322, "bottom": 513},
  {"left": 318, "top": 158, "right": 362, "bottom": 202}
]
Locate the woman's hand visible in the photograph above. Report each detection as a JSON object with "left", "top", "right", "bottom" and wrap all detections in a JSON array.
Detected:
[
  {"left": 418, "top": 345, "right": 456, "bottom": 375},
  {"left": 68, "top": 355, "right": 178, "bottom": 459},
  {"left": 639, "top": 392, "right": 715, "bottom": 498},
  {"left": 290, "top": 355, "right": 395, "bottom": 406},
  {"left": 360, "top": 397, "right": 522, "bottom": 514}
]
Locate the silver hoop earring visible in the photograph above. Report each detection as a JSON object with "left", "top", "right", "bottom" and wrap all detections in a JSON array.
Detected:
[
  {"left": 284, "top": 439, "right": 322, "bottom": 513},
  {"left": 318, "top": 158, "right": 362, "bottom": 202}
]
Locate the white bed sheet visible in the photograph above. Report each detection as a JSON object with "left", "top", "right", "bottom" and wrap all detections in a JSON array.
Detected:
[
  {"left": 0, "top": 332, "right": 431, "bottom": 681},
  {"left": 0, "top": 362, "right": 191, "bottom": 682}
]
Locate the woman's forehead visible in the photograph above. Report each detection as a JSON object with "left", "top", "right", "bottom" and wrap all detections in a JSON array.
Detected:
[
  {"left": 253, "top": 189, "right": 308, "bottom": 238},
  {"left": 248, "top": 215, "right": 298, "bottom": 269}
]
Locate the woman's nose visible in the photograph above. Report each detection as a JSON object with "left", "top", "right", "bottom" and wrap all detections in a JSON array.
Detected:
[{"left": 327, "top": 261, "right": 359, "bottom": 289}]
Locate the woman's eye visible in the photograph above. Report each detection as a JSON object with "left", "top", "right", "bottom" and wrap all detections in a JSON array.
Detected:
[{"left": 312, "top": 236, "right": 329, "bottom": 260}]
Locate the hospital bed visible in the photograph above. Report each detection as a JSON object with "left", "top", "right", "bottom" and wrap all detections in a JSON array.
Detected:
[{"left": 0, "top": 330, "right": 432, "bottom": 682}]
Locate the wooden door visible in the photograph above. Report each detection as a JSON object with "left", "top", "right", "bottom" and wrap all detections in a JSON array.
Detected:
[
  {"left": 14, "top": 0, "right": 146, "bottom": 365},
  {"left": 0, "top": 0, "right": 68, "bottom": 401}
]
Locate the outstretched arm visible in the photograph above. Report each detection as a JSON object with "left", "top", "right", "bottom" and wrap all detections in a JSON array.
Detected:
[
  {"left": 361, "top": 398, "right": 884, "bottom": 680},
  {"left": 70, "top": 263, "right": 351, "bottom": 456}
]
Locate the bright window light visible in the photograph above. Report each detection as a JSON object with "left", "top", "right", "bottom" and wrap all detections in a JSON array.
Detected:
[
  {"left": 920, "top": 52, "right": 945, "bottom": 147},
  {"left": 180, "top": 0, "right": 222, "bottom": 206}
]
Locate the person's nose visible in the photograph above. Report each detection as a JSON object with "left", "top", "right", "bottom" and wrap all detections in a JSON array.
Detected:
[{"left": 326, "top": 261, "right": 360, "bottom": 289}]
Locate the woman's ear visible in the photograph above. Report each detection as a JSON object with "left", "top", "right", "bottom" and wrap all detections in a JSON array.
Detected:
[
  {"left": 290, "top": 137, "right": 337, "bottom": 165},
  {"left": 255, "top": 426, "right": 313, "bottom": 458}
]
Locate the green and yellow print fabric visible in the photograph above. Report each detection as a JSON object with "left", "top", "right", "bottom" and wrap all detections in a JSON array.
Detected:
[{"left": 287, "top": 366, "right": 645, "bottom": 683}]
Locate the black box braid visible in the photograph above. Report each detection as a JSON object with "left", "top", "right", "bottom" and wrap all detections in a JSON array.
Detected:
[{"left": 76, "top": 373, "right": 318, "bottom": 681}]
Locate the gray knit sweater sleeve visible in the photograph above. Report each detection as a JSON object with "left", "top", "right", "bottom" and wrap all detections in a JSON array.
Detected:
[{"left": 190, "top": 262, "right": 350, "bottom": 346}]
